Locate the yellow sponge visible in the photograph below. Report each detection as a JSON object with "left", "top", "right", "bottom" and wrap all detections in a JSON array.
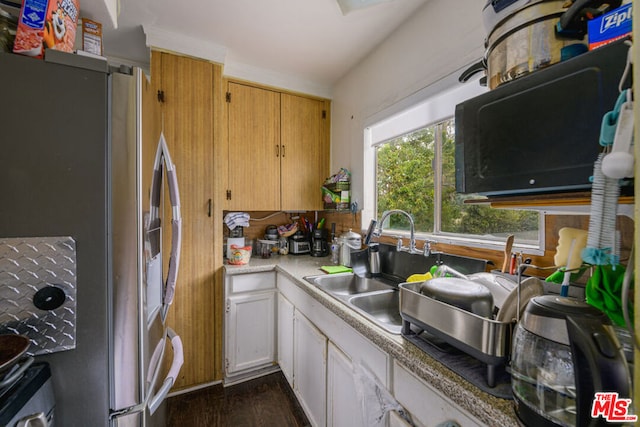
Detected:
[
  {"left": 407, "top": 272, "right": 433, "bottom": 282},
  {"left": 554, "top": 227, "right": 588, "bottom": 270}
]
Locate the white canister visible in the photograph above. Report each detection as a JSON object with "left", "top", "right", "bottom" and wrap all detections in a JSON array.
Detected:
[
  {"left": 341, "top": 229, "right": 362, "bottom": 250},
  {"left": 226, "top": 237, "right": 245, "bottom": 260}
]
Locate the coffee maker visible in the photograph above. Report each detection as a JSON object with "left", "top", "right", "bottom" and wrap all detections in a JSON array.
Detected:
[
  {"left": 511, "top": 295, "right": 631, "bottom": 427},
  {"left": 311, "top": 229, "right": 329, "bottom": 257}
]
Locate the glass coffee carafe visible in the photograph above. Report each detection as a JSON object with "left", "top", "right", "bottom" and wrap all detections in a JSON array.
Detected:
[{"left": 510, "top": 295, "right": 632, "bottom": 427}]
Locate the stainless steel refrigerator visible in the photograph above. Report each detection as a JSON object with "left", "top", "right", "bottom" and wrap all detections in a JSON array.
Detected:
[{"left": 0, "top": 51, "right": 183, "bottom": 426}]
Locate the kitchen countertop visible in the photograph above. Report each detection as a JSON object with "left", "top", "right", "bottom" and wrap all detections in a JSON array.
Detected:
[{"left": 224, "top": 255, "right": 519, "bottom": 426}]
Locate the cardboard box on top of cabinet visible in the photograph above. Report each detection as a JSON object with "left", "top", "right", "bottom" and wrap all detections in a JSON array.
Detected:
[
  {"left": 588, "top": 3, "right": 632, "bottom": 50},
  {"left": 13, "top": 0, "right": 80, "bottom": 59}
]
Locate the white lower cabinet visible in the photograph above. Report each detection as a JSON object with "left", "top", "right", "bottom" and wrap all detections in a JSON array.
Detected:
[
  {"left": 327, "top": 342, "right": 363, "bottom": 427},
  {"left": 294, "top": 310, "right": 328, "bottom": 427},
  {"left": 393, "top": 361, "right": 485, "bottom": 427},
  {"left": 277, "top": 292, "right": 295, "bottom": 386},
  {"left": 227, "top": 270, "right": 486, "bottom": 426},
  {"left": 278, "top": 272, "right": 391, "bottom": 427},
  {"left": 389, "top": 411, "right": 413, "bottom": 427},
  {"left": 226, "top": 291, "right": 276, "bottom": 374},
  {"left": 224, "top": 271, "right": 277, "bottom": 380}
]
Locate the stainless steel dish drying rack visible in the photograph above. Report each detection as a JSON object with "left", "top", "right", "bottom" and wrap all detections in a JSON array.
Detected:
[{"left": 399, "top": 281, "right": 514, "bottom": 397}]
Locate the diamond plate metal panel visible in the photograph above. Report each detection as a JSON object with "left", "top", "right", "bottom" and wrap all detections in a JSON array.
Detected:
[{"left": 0, "top": 236, "right": 77, "bottom": 355}]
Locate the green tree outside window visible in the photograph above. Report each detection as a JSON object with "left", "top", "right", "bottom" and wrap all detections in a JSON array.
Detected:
[{"left": 376, "top": 119, "right": 539, "bottom": 241}]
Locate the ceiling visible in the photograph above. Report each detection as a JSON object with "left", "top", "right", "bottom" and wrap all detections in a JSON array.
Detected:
[{"left": 95, "top": 0, "right": 429, "bottom": 94}]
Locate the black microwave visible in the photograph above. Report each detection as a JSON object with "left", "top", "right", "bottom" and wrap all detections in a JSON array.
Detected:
[{"left": 455, "top": 40, "right": 630, "bottom": 196}]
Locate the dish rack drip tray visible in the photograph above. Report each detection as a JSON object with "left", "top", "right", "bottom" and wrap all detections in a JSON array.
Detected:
[{"left": 402, "top": 328, "right": 512, "bottom": 399}]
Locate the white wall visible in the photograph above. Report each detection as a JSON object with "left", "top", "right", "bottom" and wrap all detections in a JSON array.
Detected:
[{"left": 330, "top": 0, "right": 485, "bottom": 213}]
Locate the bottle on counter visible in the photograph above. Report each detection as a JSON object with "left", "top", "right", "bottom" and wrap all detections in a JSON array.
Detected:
[
  {"left": 369, "top": 244, "right": 381, "bottom": 277},
  {"left": 330, "top": 238, "right": 340, "bottom": 264},
  {"left": 279, "top": 236, "right": 289, "bottom": 255}
]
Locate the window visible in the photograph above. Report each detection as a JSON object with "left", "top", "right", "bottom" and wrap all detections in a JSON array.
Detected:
[{"left": 364, "top": 79, "right": 542, "bottom": 249}]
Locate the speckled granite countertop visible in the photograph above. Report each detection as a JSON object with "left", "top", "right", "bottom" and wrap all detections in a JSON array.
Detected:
[{"left": 224, "top": 255, "right": 519, "bottom": 426}]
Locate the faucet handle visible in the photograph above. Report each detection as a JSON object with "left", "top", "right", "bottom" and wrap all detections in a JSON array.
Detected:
[
  {"left": 422, "top": 244, "right": 430, "bottom": 256},
  {"left": 422, "top": 239, "right": 436, "bottom": 256},
  {"left": 396, "top": 237, "right": 403, "bottom": 251}
]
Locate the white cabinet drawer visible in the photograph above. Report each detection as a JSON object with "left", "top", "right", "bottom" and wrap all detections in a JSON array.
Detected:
[{"left": 227, "top": 271, "right": 276, "bottom": 294}]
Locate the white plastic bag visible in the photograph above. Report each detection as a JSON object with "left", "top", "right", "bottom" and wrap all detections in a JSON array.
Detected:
[{"left": 353, "top": 362, "right": 410, "bottom": 427}]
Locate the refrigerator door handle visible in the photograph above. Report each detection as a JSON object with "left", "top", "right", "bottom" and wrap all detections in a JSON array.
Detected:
[
  {"left": 16, "top": 412, "right": 48, "bottom": 427},
  {"left": 146, "top": 336, "right": 166, "bottom": 392},
  {"left": 147, "top": 328, "right": 184, "bottom": 415},
  {"left": 150, "top": 132, "right": 182, "bottom": 320}
]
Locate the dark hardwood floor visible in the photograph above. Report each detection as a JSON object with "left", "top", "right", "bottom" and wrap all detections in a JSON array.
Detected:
[{"left": 166, "top": 372, "right": 310, "bottom": 427}]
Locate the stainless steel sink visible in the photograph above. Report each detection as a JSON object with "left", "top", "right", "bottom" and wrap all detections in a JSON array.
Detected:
[
  {"left": 303, "top": 248, "right": 489, "bottom": 335},
  {"left": 349, "top": 291, "right": 402, "bottom": 334},
  {"left": 309, "top": 274, "right": 395, "bottom": 295},
  {"left": 305, "top": 273, "right": 402, "bottom": 334}
]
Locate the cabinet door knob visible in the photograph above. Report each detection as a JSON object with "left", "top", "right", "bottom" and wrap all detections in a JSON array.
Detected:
[
  {"left": 282, "top": 145, "right": 285, "bottom": 158},
  {"left": 207, "top": 199, "right": 212, "bottom": 217},
  {"left": 276, "top": 144, "right": 280, "bottom": 157}
]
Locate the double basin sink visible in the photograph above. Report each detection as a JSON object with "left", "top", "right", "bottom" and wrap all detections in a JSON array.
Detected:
[
  {"left": 305, "top": 273, "right": 402, "bottom": 334},
  {"left": 304, "top": 246, "right": 489, "bottom": 334}
]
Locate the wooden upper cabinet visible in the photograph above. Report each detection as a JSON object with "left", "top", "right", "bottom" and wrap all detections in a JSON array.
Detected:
[
  {"left": 227, "top": 82, "right": 281, "bottom": 210},
  {"left": 281, "top": 93, "right": 329, "bottom": 211},
  {"left": 226, "top": 81, "right": 330, "bottom": 211}
]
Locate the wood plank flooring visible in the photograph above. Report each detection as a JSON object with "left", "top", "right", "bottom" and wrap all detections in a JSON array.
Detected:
[{"left": 167, "top": 372, "right": 310, "bottom": 427}]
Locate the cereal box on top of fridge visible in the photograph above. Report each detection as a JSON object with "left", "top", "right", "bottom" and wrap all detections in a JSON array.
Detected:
[{"left": 13, "top": 0, "right": 79, "bottom": 58}]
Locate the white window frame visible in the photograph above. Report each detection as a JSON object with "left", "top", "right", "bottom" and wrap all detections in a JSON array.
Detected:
[{"left": 363, "top": 74, "right": 545, "bottom": 253}]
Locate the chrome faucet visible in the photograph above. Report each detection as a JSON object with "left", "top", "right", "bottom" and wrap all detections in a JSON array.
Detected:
[
  {"left": 366, "top": 209, "right": 419, "bottom": 254},
  {"left": 422, "top": 239, "right": 437, "bottom": 257}
]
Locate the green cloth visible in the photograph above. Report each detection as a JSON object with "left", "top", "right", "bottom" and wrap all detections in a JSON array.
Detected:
[
  {"left": 545, "top": 266, "right": 587, "bottom": 284},
  {"left": 321, "top": 265, "right": 353, "bottom": 274},
  {"left": 585, "top": 264, "right": 634, "bottom": 327}
]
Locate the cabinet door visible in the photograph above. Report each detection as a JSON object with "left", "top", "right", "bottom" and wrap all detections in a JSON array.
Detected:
[
  {"left": 227, "top": 82, "right": 281, "bottom": 210},
  {"left": 389, "top": 411, "right": 413, "bottom": 427},
  {"left": 281, "top": 93, "right": 330, "bottom": 211},
  {"left": 277, "top": 292, "right": 295, "bottom": 387},
  {"left": 226, "top": 291, "right": 276, "bottom": 375},
  {"left": 327, "top": 342, "right": 363, "bottom": 427},
  {"left": 152, "top": 51, "right": 217, "bottom": 389},
  {"left": 393, "top": 361, "right": 484, "bottom": 427},
  {"left": 294, "top": 310, "right": 327, "bottom": 427}
]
